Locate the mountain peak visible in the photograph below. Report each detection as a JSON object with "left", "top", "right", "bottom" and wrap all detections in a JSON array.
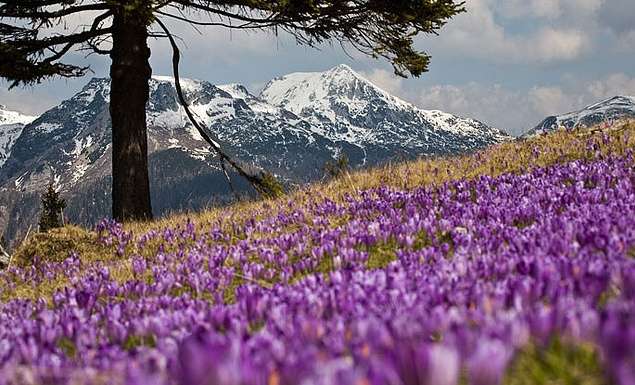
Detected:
[
  {"left": 321, "top": 64, "right": 374, "bottom": 87},
  {"left": 83, "top": 77, "right": 110, "bottom": 90},
  {"left": 259, "top": 64, "right": 397, "bottom": 117},
  {"left": 331, "top": 63, "right": 354, "bottom": 71},
  {"left": 217, "top": 83, "right": 252, "bottom": 99},
  {"left": 152, "top": 75, "right": 198, "bottom": 83},
  {"left": 260, "top": 64, "right": 507, "bottom": 144},
  {"left": 324, "top": 63, "right": 358, "bottom": 77},
  {"left": 594, "top": 95, "right": 635, "bottom": 105},
  {"left": 1, "top": 67, "right": 507, "bottom": 243}
]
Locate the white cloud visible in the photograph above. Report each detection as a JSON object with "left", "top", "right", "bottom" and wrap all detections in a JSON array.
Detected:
[
  {"left": 150, "top": 22, "right": 282, "bottom": 66},
  {"left": 527, "top": 86, "right": 568, "bottom": 116},
  {"left": 498, "top": 0, "right": 603, "bottom": 20},
  {"left": 498, "top": 0, "right": 563, "bottom": 19},
  {"left": 0, "top": 83, "right": 65, "bottom": 116},
  {"left": 359, "top": 69, "right": 405, "bottom": 96},
  {"left": 417, "top": 83, "right": 535, "bottom": 135},
  {"left": 531, "top": 28, "right": 590, "bottom": 62},
  {"left": 614, "top": 30, "right": 635, "bottom": 51},
  {"left": 586, "top": 73, "right": 635, "bottom": 99},
  {"left": 599, "top": 0, "right": 635, "bottom": 35},
  {"left": 426, "top": 0, "right": 593, "bottom": 63}
]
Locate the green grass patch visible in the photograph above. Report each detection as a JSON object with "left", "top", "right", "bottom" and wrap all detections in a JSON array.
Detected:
[
  {"left": 366, "top": 240, "right": 398, "bottom": 269},
  {"left": 122, "top": 334, "right": 157, "bottom": 352},
  {"left": 504, "top": 338, "right": 608, "bottom": 385},
  {"left": 436, "top": 230, "right": 456, "bottom": 257},
  {"left": 56, "top": 336, "right": 78, "bottom": 359},
  {"left": 413, "top": 230, "right": 433, "bottom": 251},
  {"left": 513, "top": 218, "right": 535, "bottom": 230}
]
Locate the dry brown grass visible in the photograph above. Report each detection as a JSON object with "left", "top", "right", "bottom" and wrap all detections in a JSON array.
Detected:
[{"left": 11, "top": 225, "right": 114, "bottom": 267}]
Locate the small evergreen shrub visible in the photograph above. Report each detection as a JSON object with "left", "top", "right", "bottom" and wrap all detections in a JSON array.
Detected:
[
  {"left": 323, "top": 153, "right": 350, "bottom": 179},
  {"left": 38, "top": 183, "right": 67, "bottom": 232},
  {"left": 259, "top": 172, "right": 285, "bottom": 199}
]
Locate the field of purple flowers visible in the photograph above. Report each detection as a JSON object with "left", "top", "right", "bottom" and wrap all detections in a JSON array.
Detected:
[{"left": 1, "top": 129, "right": 635, "bottom": 385}]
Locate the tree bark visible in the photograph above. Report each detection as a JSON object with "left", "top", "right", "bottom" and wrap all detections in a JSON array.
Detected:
[{"left": 109, "top": 8, "right": 152, "bottom": 221}]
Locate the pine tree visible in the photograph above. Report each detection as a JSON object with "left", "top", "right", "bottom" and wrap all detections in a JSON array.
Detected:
[
  {"left": 324, "top": 153, "right": 350, "bottom": 179},
  {"left": 1, "top": 0, "right": 465, "bottom": 222},
  {"left": 38, "top": 183, "right": 67, "bottom": 232}
]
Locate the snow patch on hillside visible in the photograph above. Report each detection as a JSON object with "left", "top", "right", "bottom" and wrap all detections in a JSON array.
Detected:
[
  {"left": 556, "top": 96, "right": 635, "bottom": 125},
  {"left": 0, "top": 106, "right": 37, "bottom": 167},
  {"left": 152, "top": 76, "right": 204, "bottom": 95},
  {"left": 0, "top": 124, "right": 24, "bottom": 168},
  {"left": 218, "top": 84, "right": 251, "bottom": 99},
  {"left": 34, "top": 122, "right": 63, "bottom": 134},
  {"left": 0, "top": 105, "right": 36, "bottom": 126}
]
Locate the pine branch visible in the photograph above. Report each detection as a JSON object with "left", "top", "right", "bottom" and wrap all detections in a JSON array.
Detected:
[{"left": 0, "top": 3, "right": 110, "bottom": 19}]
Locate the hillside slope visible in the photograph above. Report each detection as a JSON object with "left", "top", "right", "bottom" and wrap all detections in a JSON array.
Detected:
[{"left": 1, "top": 121, "right": 634, "bottom": 385}]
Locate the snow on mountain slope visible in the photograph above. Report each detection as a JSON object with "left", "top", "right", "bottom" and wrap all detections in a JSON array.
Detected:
[
  {"left": 218, "top": 84, "right": 251, "bottom": 99},
  {"left": 0, "top": 124, "right": 26, "bottom": 169},
  {"left": 0, "top": 104, "right": 36, "bottom": 126},
  {"left": 146, "top": 77, "right": 329, "bottom": 157},
  {"left": 0, "top": 105, "right": 36, "bottom": 168},
  {"left": 526, "top": 95, "right": 635, "bottom": 136},
  {"left": 260, "top": 64, "right": 510, "bottom": 148},
  {"left": 0, "top": 75, "right": 357, "bottom": 244},
  {"left": 2, "top": 67, "right": 509, "bottom": 195}
]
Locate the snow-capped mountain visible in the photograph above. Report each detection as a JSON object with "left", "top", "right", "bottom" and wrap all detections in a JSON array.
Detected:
[
  {"left": 0, "top": 76, "right": 347, "bottom": 244},
  {"left": 261, "top": 64, "right": 509, "bottom": 159},
  {"left": 0, "top": 105, "right": 36, "bottom": 168},
  {"left": 0, "top": 76, "right": 342, "bottom": 194},
  {"left": 0, "top": 65, "right": 509, "bottom": 246},
  {"left": 526, "top": 95, "right": 635, "bottom": 136}
]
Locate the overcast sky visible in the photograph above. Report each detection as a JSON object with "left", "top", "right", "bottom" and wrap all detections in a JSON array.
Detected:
[{"left": 1, "top": 0, "right": 634, "bottom": 135}]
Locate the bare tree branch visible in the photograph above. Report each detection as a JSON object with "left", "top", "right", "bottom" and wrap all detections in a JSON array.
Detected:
[
  {"left": 155, "top": 16, "right": 281, "bottom": 198},
  {"left": 155, "top": 10, "right": 276, "bottom": 29}
]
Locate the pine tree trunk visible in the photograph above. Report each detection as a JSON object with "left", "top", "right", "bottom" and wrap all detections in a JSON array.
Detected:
[{"left": 109, "top": 8, "right": 152, "bottom": 222}]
